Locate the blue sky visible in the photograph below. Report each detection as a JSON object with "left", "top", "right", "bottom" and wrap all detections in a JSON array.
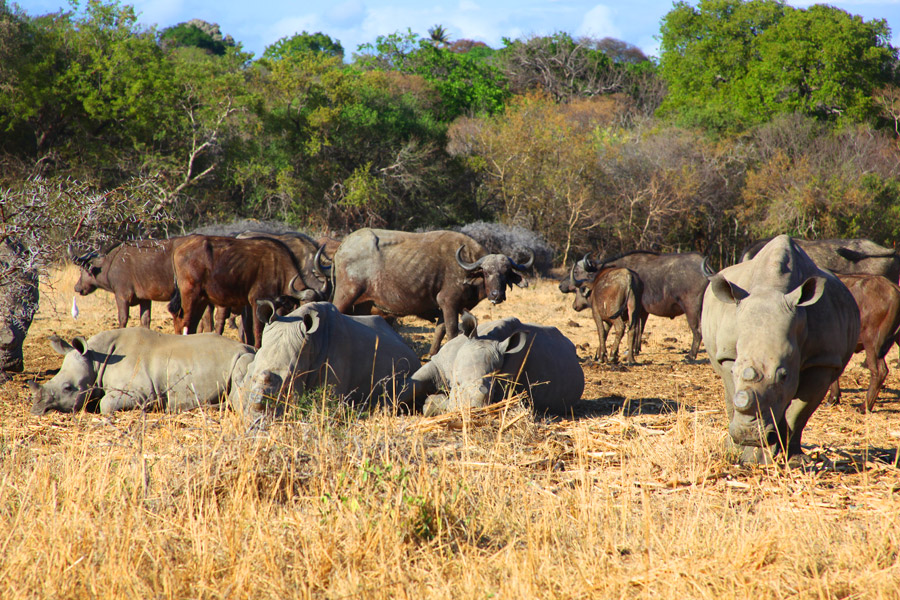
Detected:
[{"left": 16, "top": 0, "right": 900, "bottom": 60}]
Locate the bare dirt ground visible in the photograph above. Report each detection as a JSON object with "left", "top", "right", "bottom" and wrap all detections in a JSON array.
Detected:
[{"left": 2, "top": 266, "right": 900, "bottom": 598}]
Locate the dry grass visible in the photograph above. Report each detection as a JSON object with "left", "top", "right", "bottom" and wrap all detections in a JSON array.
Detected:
[{"left": 2, "top": 266, "right": 900, "bottom": 598}]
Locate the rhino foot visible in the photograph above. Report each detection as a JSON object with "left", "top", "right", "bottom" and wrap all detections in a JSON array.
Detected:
[{"left": 422, "top": 393, "right": 451, "bottom": 417}]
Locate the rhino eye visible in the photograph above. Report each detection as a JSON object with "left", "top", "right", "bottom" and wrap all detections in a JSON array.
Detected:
[{"left": 775, "top": 368, "right": 787, "bottom": 383}]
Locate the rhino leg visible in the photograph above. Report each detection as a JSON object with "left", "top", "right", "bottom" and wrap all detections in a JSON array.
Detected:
[
  {"left": 784, "top": 366, "right": 841, "bottom": 458},
  {"left": 100, "top": 390, "right": 147, "bottom": 414},
  {"left": 422, "top": 393, "right": 451, "bottom": 417}
]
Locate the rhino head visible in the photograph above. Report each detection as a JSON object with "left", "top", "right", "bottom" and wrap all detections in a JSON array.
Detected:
[
  {"left": 229, "top": 302, "right": 325, "bottom": 420},
  {"left": 441, "top": 319, "right": 532, "bottom": 411},
  {"left": 708, "top": 273, "right": 827, "bottom": 448},
  {"left": 29, "top": 335, "right": 98, "bottom": 415}
]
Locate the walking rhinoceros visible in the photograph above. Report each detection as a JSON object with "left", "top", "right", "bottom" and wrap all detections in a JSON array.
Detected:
[
  {"left": 701, "top": 235, "right": 860, "bottom": 464},
  {"left": 29, "top": 329, "right": 255, "bottom": 415},
  {"left": 228, "top": 301, "right": 421, "bottom": 420},
  {"left": 408, "top": 316, "right": 584, "bottom": 416}
]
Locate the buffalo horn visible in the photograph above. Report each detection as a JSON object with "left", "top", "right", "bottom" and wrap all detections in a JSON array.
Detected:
[
  {"left": 569, "top": 262, "right": 586, "bottom": 288},
  {"left": 510, "top": 248, "right": 535, "bottom": 271},
  {"left": 701, "top": 256, "right": 716, "bottom": 279},
  {"left": 313, "top": 245, "right": 331, "bottom": 279},
  {"left": 256, "top": 299, "right": 277, "bottom": 325},
  {"left": 456, "top": 245, "right": 487, "bottom": 271}
]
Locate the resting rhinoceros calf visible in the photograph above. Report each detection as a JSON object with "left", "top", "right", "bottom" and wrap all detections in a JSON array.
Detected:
[
  {"left": 228, "top": 301, "right": 421, "bottom": 420},
  {"left": 29, "top": 329, "right": 255, "bottom": 415},
  {"left": 701, "top": 235, "right": 860, "bottom": 464},
  {"left": 408, "top": 316, "right": 584, "bottom": 416}
]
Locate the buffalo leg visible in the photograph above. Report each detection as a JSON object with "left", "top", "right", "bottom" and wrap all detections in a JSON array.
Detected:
[
  {"left": 429, "top": 322, "right": 446, "bottom": 357},
  {"left": 214, "top": 306, "right": 229, "bottom": 335},
  {"left": 607, "top": 318, "right": 627, "bottom": 364},
  {"left": 826, "top": 379, "right": 842, "bottom": 406},
  {"left": 863, "top": 354, "right": 889, "bottom": 413},
  {"left": 592, "top": 314, "right": 610, "bottom": 362},
  {"left": 115, "top": 297, "right": 130, "bottom": 328},
  {"left": 685, "top": 306, "right": 702, "bottom": 361},
  {"left": 138, "top": 300, "right": 152, "bottom": 328}
]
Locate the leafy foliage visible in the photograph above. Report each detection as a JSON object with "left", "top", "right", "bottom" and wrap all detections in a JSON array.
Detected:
[
  {"left": 658, "top": 0, "right": 896, "bottom": 131},
  {"left": 263, "top": 31, "right": 344, "bottom": 61}
]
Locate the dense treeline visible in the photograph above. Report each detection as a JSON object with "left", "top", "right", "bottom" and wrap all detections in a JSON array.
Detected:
[{"left": 1, "top": 0, "right": 898, "bottom": 266}]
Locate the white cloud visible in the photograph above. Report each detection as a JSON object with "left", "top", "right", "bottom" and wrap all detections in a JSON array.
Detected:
[
  {"left": 576, "top": 4, "right": 621, "bottom": 40},
  {"left": 327, "top": 0, "right": 366, "bottom": 28}
]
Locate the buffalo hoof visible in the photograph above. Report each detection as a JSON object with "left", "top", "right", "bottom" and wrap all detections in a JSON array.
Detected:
[{"left": 856, "top": 403, "right": 873, "bottom": 415}]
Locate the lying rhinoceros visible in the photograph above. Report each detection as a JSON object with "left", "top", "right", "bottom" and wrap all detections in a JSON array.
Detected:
[
  {"left": 701, "top": 235, "right": 860, "bottom": 464},
  {"left": 29, "top": 328, "right": 255, "bottom": 415},
  {"left": 408, "top": 316, "right": 584, "bottom": 416},
  {"left": 228, "top": 301, "right": 421, "bottom": 420}
]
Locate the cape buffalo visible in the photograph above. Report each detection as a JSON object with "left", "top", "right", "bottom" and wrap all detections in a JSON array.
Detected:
[
  {"left": 562, "top": 250, "right": 707, "bottom": 360},
  {"left": 331, "top": 228, "right": 533, "bottom": 356},
  {"left": 408, "top": 316, "right": 584, "bottom": 416},
  {"left": 228, "top": 301, "right": 421, "bottom": 421},
  {"left": 569, "top": 265, "right": 644, "bottom": 364},
  {"left": 28, "top": 329, "right": 255, "bottom": 415},
  {"left": 71, "top": 237, "right": 193, "bottom": 328},
  {"left": 740, "top": 238, "right": 900, "bottom": 283},
  {"left": 169, "top": 235, "right": 317, "bottom": 348},
  {"left": 701, "top": 235, "right": 860, "bottom": 464},
  {"left": 826, "top": 274, "right": 900, "bottom": 413}
]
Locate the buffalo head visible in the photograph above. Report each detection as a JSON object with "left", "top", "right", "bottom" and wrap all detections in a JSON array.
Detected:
[{"left": 456, "top": 246, "right": 534, "bottom": 304}]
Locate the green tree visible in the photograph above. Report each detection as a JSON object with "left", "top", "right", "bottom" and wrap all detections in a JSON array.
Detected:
[
  {"left": 159, "top": 21, "right": 234, "bottom": 56},
  {"left": 262, "top": 31, "right": 344, "bottom": 61},
  {"left": 658, "top": 0, "right": 895, "bottom": 131},
  {"left": 428, "top": 24, "right": 450, "bottom": 48}
]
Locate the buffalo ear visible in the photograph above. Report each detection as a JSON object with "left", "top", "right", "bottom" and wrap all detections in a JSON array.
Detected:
[
  {"left": 508, "top": 270, "right": 528, "bottom": 289},
  {"left": 256, "top": 299, "right": 276, "bottom": 325},
  {"left": 499, "top": 330, "right": 530, "bottom": 356},
  {"left": 786, "top": 276, "right": 827, "bottom": 308},
  {"left": 709, "top": 274, "right": 748, "bottom": 305},
  {"left": 579, "top": 285, "right": 593, "bottom": 299},
  {"left": 300, "top": 311, "right": 321, "bottom": 335}
]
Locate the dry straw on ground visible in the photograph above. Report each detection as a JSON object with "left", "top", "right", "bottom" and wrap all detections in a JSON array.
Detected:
[{"left": 1, "top": 266, "right": 900, "bottom": 598}]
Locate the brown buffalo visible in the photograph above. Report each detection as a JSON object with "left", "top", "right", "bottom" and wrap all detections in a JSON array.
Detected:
[
  {"left": 562, "top": 250, "right": 708, "bottom": 360},
  {"left": 169, "top": 235, "right": 316, "bottom": 348},
  {"left": 569, "top": 265, "right": 644, "bottom": 364},
  {"left": 826, "top": 274, "right": 900, "bottom": 412},
  {"left": 741, "top": 238, "right": 900, "bottom": 283},
  {"left": 71, "top": 238, "right": 191, "bottom": 328},
  {"left": 331, "top": 228, "right": 533, "bottom": 356}
]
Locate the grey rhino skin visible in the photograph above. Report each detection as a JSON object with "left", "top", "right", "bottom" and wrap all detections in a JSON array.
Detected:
[
  {"left": 228, "top": 301, "right": 421, "bottom": 420},
  {"left": 29, "top": 329, "right": 255, "bottom": 415},
  {"left": 409, "top": 317, "right": 584, "bottom": 416},
  {"left": 701, "top": 235, "right": 860, "bottom": 464},
  {"left": 0, "top": 238, "right": 39, "bottom": 383}
]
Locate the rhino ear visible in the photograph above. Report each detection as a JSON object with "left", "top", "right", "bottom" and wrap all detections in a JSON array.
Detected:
[
  {"left": 300, "top": 311, "right": 321, "bottom": 335},
  {"left": 461, "top": 311, "right": 478, "bottom": 338},
  {"left": 709, "top": 274, "right": 748, "bottom": 305},
  {"left": 256, "top": 299, "right": 276, "bottom": 325},
  {"left": 71, "top": 336, "right": 89, "bottom": 355},
  {"left": 786, "top": 276, "right": 827, "bottom": 308},
  {"left": 48, "top": 335, "right": 74, "bottom": 356},
  {"left": 499, "top": 330, "right": 530, "bottom": 356}
]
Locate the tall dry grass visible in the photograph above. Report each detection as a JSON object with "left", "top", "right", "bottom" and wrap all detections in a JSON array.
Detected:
[{"left": 1, "top": 267, "right": 900, "bottom": 598}]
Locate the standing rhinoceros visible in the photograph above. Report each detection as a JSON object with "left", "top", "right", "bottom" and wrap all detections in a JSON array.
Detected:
[
  {"left": 29, "top": 329, "right": 255, "bottom": 415},
  {"left": 408, "top": 316, "right": 584, "bottom": 416},
  {"left": 701, "top": 235, "right": 860, "bottom": 464},
  {"left": 228, "top": 301, "right": 421, "bottom": 420}
]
